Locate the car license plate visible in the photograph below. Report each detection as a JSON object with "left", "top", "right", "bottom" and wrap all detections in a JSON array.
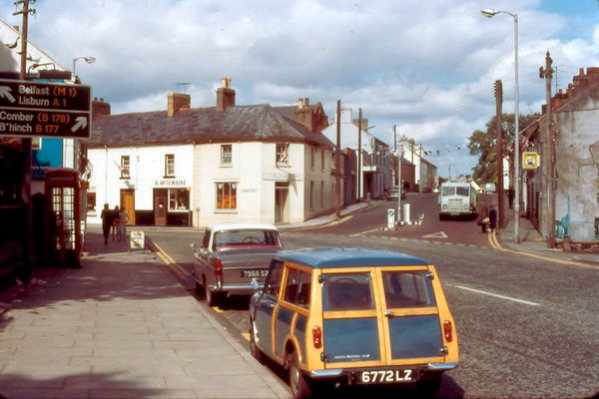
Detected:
[
  {"left": 358, "top": 369, "right": 416, "bottom": 384},
  {"left": 241, "top": 270, "right": 268, "bottom": 278}
]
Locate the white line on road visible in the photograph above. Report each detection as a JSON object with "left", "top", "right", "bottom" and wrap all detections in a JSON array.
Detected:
[{"left": 454, "top": 285, "right": 541, "bottom": 306}]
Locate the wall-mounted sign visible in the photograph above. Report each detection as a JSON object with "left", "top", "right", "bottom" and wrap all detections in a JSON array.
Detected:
[
  {"left": 0, "top": 79, "right": 91, "bottom": 139},
  {"left": 155, "top": 179, "right": 187, "bottom": 187},
  {"left": 522, "top": 151, "right": 540, "bottom": 170}
]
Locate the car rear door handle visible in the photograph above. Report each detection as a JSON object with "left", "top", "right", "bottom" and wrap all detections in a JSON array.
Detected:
[{"left": 384, "top": 311, "right": 395, "bottom": 318}]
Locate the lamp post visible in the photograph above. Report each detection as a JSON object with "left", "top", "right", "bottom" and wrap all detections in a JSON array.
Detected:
[
  {"left": 72, "top": 56, "right": 96, "bottom": 82},
  {"left": 481, "top": 8, "right": 520, "bottom": 243}
]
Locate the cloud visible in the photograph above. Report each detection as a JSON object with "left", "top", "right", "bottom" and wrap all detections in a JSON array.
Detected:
[{"left": 3, "top": 0, "right": 596, "bottom": 177}]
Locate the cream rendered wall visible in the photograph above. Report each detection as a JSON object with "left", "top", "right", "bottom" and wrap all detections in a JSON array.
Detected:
[
  {"left": 86, "top": 144, "right": 194, "bottom": 224},
  {"left": 196, "top": 141, "right": 307, "bottom": 226},
  {"left": 304, "top": 145, "right": 336, "bottom": 220}
]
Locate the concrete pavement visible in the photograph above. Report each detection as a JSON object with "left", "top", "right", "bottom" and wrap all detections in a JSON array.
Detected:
[{"left": 0, "top": 233, "right": 290, "bottom": 399}]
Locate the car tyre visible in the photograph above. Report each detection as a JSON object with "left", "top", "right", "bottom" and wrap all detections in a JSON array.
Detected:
[
  {"left": 195, "top": 281, "right": 206, "bottom": 299},
  {"left": 248, "top": 318, "right": 264, "bottom": 363},
  {"left": 287, "top": 350, "right": 313, "bottom": 399},
  {"left": 205, "top": 287, "right": 221, "bottom": 307}
]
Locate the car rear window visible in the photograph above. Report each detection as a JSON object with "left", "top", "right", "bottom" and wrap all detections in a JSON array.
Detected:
[
  {"left": 382, "top": 271, "right": 436, "bottom": 308},
  {"left": 213, "top": 229, "right": 281, "bottom": 249},
  {"left": 323, "top": 273, "right": 374, "bottom": 311}
]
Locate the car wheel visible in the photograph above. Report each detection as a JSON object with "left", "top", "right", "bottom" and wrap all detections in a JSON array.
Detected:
[
  {"left": 287, "top": 350, "right": 313, "bottom": 399},
  {"left": 205, "top": 287, "right": 221, "bottom": 307},
  {"left": 249, "top": 318, "right": 264, "bottom": 363},
  {"left": 415, "top": 375, "right": 442, "bottom": 398},
  {"left": 195, "top": 281, "right": 205, "bottom": 299}
]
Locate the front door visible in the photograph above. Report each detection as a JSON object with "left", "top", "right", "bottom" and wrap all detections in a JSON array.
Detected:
[
  {"left": 153, "top": 189, "right": 168, "bottom": 226},
  {"left": 120, "top": 189, "right": 135, "bottom": 225},
  {"left": 275, "top": 183, "right": 289, "bottom": 223}
]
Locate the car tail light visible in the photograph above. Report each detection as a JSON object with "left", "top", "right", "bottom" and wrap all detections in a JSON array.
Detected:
[
  {"left": 312, "top": 326, "right": 322, "bottom": 349},
  {"left": 214, "top": 259, "right": 223, "bottom": 278},
  {"left": 443, "top": 320, "right": 453, "bottom": 342}
]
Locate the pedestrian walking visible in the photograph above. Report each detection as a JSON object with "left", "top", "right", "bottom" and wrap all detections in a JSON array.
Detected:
[
  {"left": 100, "top": 203, "right": 111, "bottom": 245},
  {"left": 118, "top": 207, "right": 129, "bottom": 241},
  {"left": 111, "top": 206, "right": 120, "bottom": 241},
  {"left": 488, "top": 204, "right": 498, "bottom": 233},
  {"left": 508, "top": 187, "right": 515, "bottom": 209}
]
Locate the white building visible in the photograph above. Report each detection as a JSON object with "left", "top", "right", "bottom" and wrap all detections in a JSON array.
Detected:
[
  {"left": 322, "top": 108, "right": 392, "bottom": 200},
  {"left": 86, "top": 79, "right": 335, "bottom": 227}
]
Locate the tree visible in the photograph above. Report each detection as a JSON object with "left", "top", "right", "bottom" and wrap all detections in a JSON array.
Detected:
[{"left": 468, "top": 113, "right": 539, "bottom": 184}]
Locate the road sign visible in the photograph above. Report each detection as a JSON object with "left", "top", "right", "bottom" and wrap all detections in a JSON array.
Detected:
[{"left": 0, "top": 79, "right": 91, "bottom": 139}]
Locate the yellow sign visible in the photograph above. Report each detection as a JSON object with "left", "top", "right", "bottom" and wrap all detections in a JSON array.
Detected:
[{"left": 522, "top": 151, "right": 540, "bottom": 169}]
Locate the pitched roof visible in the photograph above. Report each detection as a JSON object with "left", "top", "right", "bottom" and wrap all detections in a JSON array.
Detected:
[{"left": 88, "top": 104, "right": 334, "bottom": 149}]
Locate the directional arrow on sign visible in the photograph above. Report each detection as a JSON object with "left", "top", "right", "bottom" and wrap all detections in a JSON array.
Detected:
[
  {"left": 71, "top": 116, "right": 88, "bottom": 132},
  {"left": 0, "top": 86, "right": 16, "bottom": 103}
]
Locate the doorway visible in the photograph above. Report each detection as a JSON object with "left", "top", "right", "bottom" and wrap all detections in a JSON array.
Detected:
[
  {"left": 153, "top": 189, "right": 168, "bottom": 226},
  {"left": 275, "top": 182, "right": 289, "bottom": 223},
  {"left": 120, "top": 189, "right": 135, "bottom": 225}
]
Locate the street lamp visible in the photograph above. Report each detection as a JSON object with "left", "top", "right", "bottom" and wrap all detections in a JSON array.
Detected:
[
  {"left": 72, "top": 56, "right": 96, "bottom": 82},
  {"left": 481, "top": 8, "right": 520, "bottom": 243}
]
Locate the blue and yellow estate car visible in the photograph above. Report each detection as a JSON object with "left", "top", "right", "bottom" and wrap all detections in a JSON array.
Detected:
[{"left": 249, "top": 247, "right": 458, "bottom": 398}]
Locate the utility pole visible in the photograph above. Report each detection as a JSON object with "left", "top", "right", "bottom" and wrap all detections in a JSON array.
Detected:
[
  {"left": 495, "top": 80, "right": 505, "bottom": 228},
  {"left": 357, "top": 108, "right": 362, "bottom": 202},
  {"left": 335, "top": 100, "right": 341, "bottom": 219},
  {"left": 14, "top": 0, "right": 35, "bottom": 283},
  {"left": 540, "top": 51, "right": 555, "bottom": 247},
  {"left": 393, "top": 125, "right": 397, "bottom": 187}
]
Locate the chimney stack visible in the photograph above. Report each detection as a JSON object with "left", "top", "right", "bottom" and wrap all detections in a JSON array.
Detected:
[
  {"left": 216, "top": 77, "right": 236, "bottom": 111},
  {"left": 92, "top": 97, "right": 111, "bottom": 120},
  {"left": 167, "top": 92, "right": 191, "bottom": 117}
]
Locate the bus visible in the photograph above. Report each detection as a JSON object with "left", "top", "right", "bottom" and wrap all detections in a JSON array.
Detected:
[{"left": 438, "top": 181, "right": 478, "bottom": 220}]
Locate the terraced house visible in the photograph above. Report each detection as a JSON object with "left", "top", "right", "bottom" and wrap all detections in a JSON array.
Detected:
[{"left": 86, "top": 78, "right": 337, "bottom": 227}]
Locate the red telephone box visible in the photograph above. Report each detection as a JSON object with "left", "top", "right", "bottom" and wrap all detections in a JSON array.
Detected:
[{"left": 45, "top": 168, "right": 82, "bottom": 267}]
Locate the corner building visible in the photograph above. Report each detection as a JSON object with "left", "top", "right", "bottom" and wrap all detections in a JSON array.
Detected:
[{"left": 86, "top": 79, "right": 337, "bottom": 227}]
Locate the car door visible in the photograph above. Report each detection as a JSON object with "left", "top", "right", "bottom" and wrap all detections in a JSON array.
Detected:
[
  {"left": 376, "top": 266, "right": 448, "bottom": 366},
  {"left": 193, "top": 228, "right": 212, "bottom": 281},
  {"left": 319, "top": 266, "right": 447, "bottom": 371},
  {"left": 320, "top": 268, "right": 383, "bottom": 368},
  {"left": 253, "top": 260, "right": 284, "bottom": 360}
]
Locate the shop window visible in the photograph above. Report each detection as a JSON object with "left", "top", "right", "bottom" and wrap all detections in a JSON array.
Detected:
[
  {"left": 87, "top": 192, "right": 96, "bottom": 214},
  {"left": 120, "top": 155, "right": 130, "bottom": 179},
  {"left": 276, "top": 143, "right": 289, "bottom": 165},
  {"left": 168, "top": 188, "right": 189, "bottom": 211},
  {"left": 221, "top": 144, "right": 232, "bottom": 166},
  {"left": 216, "top": 182, "right": 237, "bottom": 210},
  {"left": 165, "top": 154, "right": 175, "bottom": 177}
]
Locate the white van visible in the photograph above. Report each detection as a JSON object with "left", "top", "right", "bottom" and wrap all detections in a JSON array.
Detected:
[{"left": 438, "top": 182, "right": 477, "bottom": 219}]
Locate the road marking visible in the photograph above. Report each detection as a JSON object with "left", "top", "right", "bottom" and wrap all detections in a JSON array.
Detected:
[
  {"left": 422, "top": 231, "right": 448, "bottom": 239},
  {"left": 455, "top": 285, "right": 540, "bottom": 306},
  {"left": 152, "top": 242, "right": 189, "bottom": 279},
  {"left": 487, "top": 231, "right": 595, "bottom": 268},
  {"left": 241, "top": 332, "right": 250, "bottom": 341},
  {"left": 355, "top": 228, "right": 380, "bottom": 235}
]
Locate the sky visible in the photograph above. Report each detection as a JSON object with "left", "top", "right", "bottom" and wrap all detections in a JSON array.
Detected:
[{"left": 2, "top": 0, "right": 598, "bottom": 178}]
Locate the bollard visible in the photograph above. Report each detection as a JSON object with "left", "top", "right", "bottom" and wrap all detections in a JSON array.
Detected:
[{"left": 402, "top": 203, "right": 411, "bottom": 225}]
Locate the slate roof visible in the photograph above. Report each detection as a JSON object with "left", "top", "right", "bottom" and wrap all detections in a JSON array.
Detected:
[{"left": 88, "top": 104, "right": 334, "bottom": 149}]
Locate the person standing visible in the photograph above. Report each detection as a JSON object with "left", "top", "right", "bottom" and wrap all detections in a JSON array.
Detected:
[
  {"left": 118, "top": 207, "right": 129, "bottom": 241},
  {"left": 488, "top": 204, "right": 498, "bottom": 233},
  {"left": 100, "top": 204, "right": 111, "bottom": 245},
  {"left": 111, "top": 206, "right": 120, "bottom": 241}
]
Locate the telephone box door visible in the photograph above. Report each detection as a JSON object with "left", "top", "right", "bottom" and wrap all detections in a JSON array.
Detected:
[{"left": 45, "top": 168, "right": 81, "bottom": 267}]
